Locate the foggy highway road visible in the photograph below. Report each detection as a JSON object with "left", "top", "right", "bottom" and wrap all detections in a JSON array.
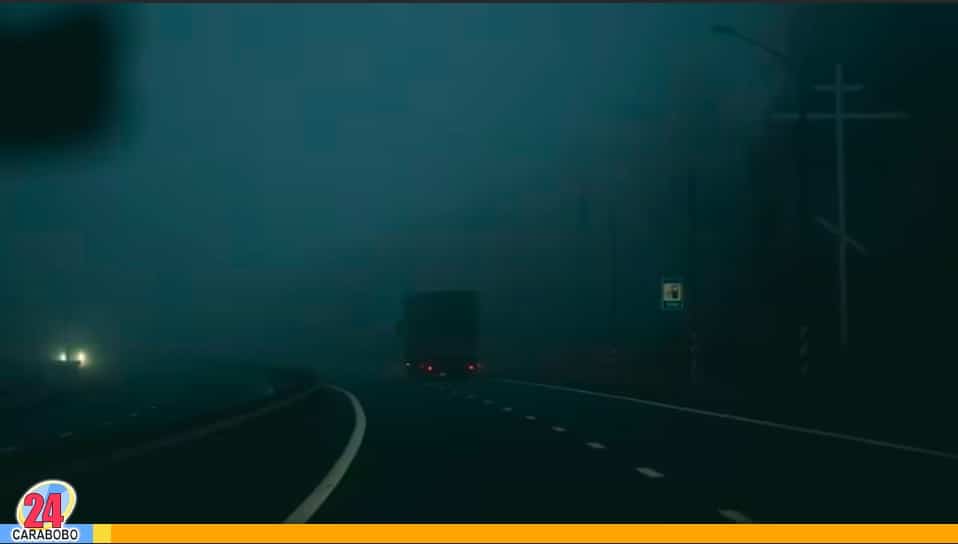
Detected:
[
  {"left": 315, "top": 376, "right": 958, "bottom": 523},
  {"left": 7, "top": 370, "right": 958, "bottom": 524},
  {"left": 2, "top": 1, "right": 957, "bottom": 530}
]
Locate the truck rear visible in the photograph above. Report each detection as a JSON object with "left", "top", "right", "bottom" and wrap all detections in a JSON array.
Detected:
[{"left": 399, "top": 290, "right": 481, "bottom": 378}]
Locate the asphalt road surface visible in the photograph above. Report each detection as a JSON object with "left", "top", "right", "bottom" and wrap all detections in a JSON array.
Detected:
[
  {"left": 5, "top": 372, "right": 958, "bottom": 523},
  {"left": 2, "top": 365, "right": 279, "bottom": 454},
  {"left": 316, "top": 376, "right": 958, "bottom": 523}
]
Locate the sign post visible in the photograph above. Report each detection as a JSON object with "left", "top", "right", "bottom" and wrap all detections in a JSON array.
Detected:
[{"left": 661, "top": 277, "right": 685, "bottom": 311}]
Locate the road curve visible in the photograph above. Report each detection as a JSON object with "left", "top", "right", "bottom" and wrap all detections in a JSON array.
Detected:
[
  {"left": 314, "top": 376, "right": 958, "bottom": 523},
  {"left": 1, "top": 377, "right": 360, "bottom": 523},
  {"left": 6, "top": 372, "right": 958, "bottom": 523}
]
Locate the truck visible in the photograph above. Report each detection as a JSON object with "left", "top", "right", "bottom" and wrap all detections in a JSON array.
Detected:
[{"left": 398, "top": 290, "right": 481, "bottom": 378}]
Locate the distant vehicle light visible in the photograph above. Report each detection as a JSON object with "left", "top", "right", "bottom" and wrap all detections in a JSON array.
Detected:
[
  {"left": 426, "top": 364, "right": 434, "bottom": 373},
  {"left": 404, "top": 362, "right": 412, "bottom": 367},
  {"left": 75, "top": 351, "right": 88, "bottom": 367},
  {"left": 57, "top": 352, "right": 68, "bottom": 362}
]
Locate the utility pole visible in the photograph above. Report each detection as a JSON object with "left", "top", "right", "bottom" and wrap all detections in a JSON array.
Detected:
[
  {"left": 794, "top": 61, "right": 811, "bottom": 377},
  {"left": 577, "top": 184, "right": 591, "bottom": 353},
  {"left": 609, "top": 201, "right": 618, "bottom": 354},
  {"left": 772, "top": 63, "right": 909, "bottom": 355},
  {"left": 688, "top": 170, "right": 699, "bottom": 385}
]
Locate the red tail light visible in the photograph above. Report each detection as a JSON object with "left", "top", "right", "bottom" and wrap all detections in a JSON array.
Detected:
[
  {"left": 466, "top": 362, "right": 477, "bottom": 372},
  {"left": 426, "top": 364, "right": 434, "bottom": 373}
]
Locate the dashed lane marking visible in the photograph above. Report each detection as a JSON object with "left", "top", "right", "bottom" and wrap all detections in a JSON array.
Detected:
[
  {"left": 585, "top": 441, "right": 606, "bottom": 450},
  {"left": 718, "top": 509, "right": 753, "bottom": 523},
  {"left": 635, "top": 467, "right": 664, "bottom": 479},
  {"left": 502, "top": 407, "right": 513, "bottom": 413},
  {"left": 482, "top": 399, "right": 494, "bottom": 405},
  {"left": 500, "top": 378, "right": 958, "bottom": 461},
  {"left": 68, "top": 384, "right": 323, "bottom": 473},
  {"left": 551, "top": 426, "right": 567, "bottom": 433},
  {"left": 59, "top": 432, "right": 73, "bottom": 439},
  {"left": 524, "top": 415, "right": 537, "bottom": 421}
]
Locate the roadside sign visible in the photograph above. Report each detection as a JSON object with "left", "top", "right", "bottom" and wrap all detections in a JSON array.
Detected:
[{"left": 661, "top": 277, "right": 684, "bottom": 311}]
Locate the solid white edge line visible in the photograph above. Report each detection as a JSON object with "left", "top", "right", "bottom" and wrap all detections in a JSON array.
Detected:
[
  {"left": 284, "top": 385, "right": 366, "bottom": 523},
  {"left": 718, "top": 509, "right": 753, "bottom": 523},
  {"left": 500, "top": 379, "right": 958, "bottom": 461}
]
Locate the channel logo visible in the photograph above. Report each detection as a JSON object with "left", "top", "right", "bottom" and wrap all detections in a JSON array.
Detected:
[{"left": 4, "top": 480, "right": 91, "bottom": 544}]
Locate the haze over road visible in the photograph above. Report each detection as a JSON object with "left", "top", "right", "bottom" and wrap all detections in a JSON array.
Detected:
[{"left": 2, "top": 3, "right": 957, "bottom": 529}]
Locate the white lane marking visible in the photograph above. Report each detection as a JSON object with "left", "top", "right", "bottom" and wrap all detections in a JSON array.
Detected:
[
  {"left": 500, "top": 378, "right": 958, "bottom": 461},
  {"left": 585, "top": 441, "right": 606, "bottom": 450},
  {"left": 1, "top": 446, "right": 17, "bottom": 454},
  {"left": 285, "top": 385, "right": 366, "bottom": 522},
  {"left": 524, "top": 415, "right": 537, "bottom": 421},
  {"left": 551, "top": 426, "right": 567, "bottom": 433},
  {"left": 466, "top": 394, "right": 477, "bottom": 400},
  {"left": 502, "top": 407, "right": 513, "bottom": 413},
  {"left": 102, "top": 421, "right": 113, "bottom": 427},
  {"left": 129, "top": 412, "right": 138, "bottom": 418},
  {"left": 482, "top": 399, "right": 494, "bottom": 405},
  {"left": 718, "top": 509, "right": 753, "bottom": 523},
  {"left": 59, "top": 432, "right": 73, "bottom": 439},
  {"left": 150, "top": 405, "right": 158, "bottom": 410},
  {"left": 635, "top": 467, "right": 664, "bottom": 479},
  {"left": 68, "top": 384, "right": 322, "bottom": 472}
]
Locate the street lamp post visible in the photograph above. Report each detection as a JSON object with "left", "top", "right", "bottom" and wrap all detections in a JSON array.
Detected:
[{"left": 712, "top": 24, "right": 811, "bottom": 376}]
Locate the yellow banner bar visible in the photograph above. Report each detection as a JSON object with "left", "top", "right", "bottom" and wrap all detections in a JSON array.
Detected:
[{"left": 94, "top": 524, "right": 958, "bottom": 543}]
